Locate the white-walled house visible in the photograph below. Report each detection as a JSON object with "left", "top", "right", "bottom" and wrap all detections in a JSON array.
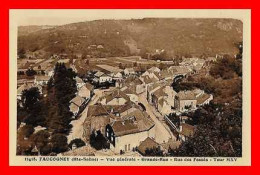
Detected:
[
  {"left": 93, "top": 71, "right": 113, "bottom": 83},
  {"left": 121, "top": 86, "right": 139, "bottom": 103},
  {"left": 69, "top": 95, "right": 86, "bottom": 117},
  {"left": 45, "top": 67, "right": 54, "bottom": 77},
  {"left": 78, "top": 83, "right": 94, "bottom": 100},
  {"left": 148, "top": 67, "right": 161, "bottom": 73},
  {"left": 174, "top": 89, "right": 213, "bottom": 112},
  {"left": 34, "top": 75, "right": 50, "bottom": 86},
  {"left": 105, "top": 109, "right": 155, "bottom": 154},
  {"left": 174, "top": 91, "right": 197, "bottom": 112},
  {"left": 124, "top": 68, "right": 136, "bottom": 76},
  {"left": 75, "top": 77, "right": 85, "bottom": 89}
]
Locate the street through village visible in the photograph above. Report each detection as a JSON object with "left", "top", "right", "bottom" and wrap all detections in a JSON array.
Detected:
[{"left": 139, "top": 94, "right": 175, "bottom": 144}]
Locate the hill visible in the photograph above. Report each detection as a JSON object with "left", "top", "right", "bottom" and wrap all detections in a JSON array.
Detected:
[{"left": 18, "top": 18, "right": 243, "bottom": 59}]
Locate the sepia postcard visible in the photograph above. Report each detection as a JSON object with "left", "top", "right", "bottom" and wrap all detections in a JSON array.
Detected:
[{"left": 9, "top": 9, "right": 251, "bottom": 166}]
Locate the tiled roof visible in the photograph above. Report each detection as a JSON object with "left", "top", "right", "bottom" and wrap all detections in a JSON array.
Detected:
[
  {"left": 137, "top": 137, "right": 159, "bottom": 155},
  {"left": 103, "top": 89, "right": 130, "bottom": 103},
  {"left": 153, "top": 87, "right": 167, "bottom": 99},
  {"left": 61, "top": 145, "right": 95, "bottom": 156},
  {"left": 180, "top": 123, "right": 196, "bottom": 137},
  {"left": 85, "top": 82, "right": 94, "bottom": 91},
  {"left": 87, "top": 103, "right": 136, "bottom": 118},
  {"left": 176, "top": 90, "right": 196, "bottom": 100},
  {"left": 196, "top": 93, "right": 211, "bottom": 105},
  {"left": 111, "top": 109, "right": 154, "bottom": 137},
  {"left": 70, "top": 95, "right": 85, "bottom": 107},
  {"left": 70, "top": 103, "right": 79, "bottom": 113},
  {"left": 94, "top": 71, "right": 104, "bottom": 77},
  {"left": 111, "top": 120, "right": 139, "bottom": 137}
]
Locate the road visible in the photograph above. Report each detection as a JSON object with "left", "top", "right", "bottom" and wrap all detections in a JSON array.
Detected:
[
  {"left": 139, "top": 94, "right": 174, "bottom": 144},
  {"left": 67, "top": 89, "right": 103, "bottom": 143}
]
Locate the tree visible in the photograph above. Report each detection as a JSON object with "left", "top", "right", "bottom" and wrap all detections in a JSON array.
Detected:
[
  {"left": 119, "top": 63, "right": 124, "bottom": 69},
  {"left": 145, "top": 147, "right": 164, "bottom": 156},
  {"left": 21, "top": 87, "right": 46, "bottom": 126},
  {"left": 18, "top": 48, "right": 26, "bottom": 58},
  {"left": 31, "top": 130, "right": 50, "bottom": 155},
  {"left": 210, "top": 55, "right": 241, "bottom": 79},
  {"left": 168, "top": 113, "right": 180, "bottom": 127},
  {"left": 19, "top": 125, "right": 35, "bottom": 138},
  {"left": 25, "top": 68, "right": 37, "bottom": 76},
  {"left": 46, "top": 63, "right": 77, "bottom": 133},
  {"left": 21, "top": 87, "right": 41, "bottom": 111},
  {"left": 50, "top": 133, "right": 68, "bottom": 153},
  {"left": 68, "top": 138, "right": 86, "bottom": 149},
  {"left": 90, "top": 130, "right": 109, "bottom": 150}
]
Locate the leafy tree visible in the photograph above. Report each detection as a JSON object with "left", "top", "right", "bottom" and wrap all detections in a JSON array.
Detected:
[
  {"left": 145, "top": 147, "right": 164, "bottom": 156},
  {"left": 68, "top": 138, "right": 86, "bottom": 149},
  {"left": 19, "top": 125, "right": 35, "bottom": 138},
  {"left": 46, "top": 63, "right": 77, "bottom": 133},
  {"left": 31, "top": 130, "right": 50, "bottom": 155},
  {"left": 210, "top": 55, "right": 242, "bottom": 79},
  {"left": 168, "top": 113, "right": 180, "bottom": 127},
  {"left": 90, "top": 130, "right": 109, "bottom": 150},
  {"left": 50, "top": 133, "right": 68, "bottom": 153},
  {"left": 18, "top": 48, "right": 26, "bottom": 58},
  {"left": 21, "top": 87, "right": 46, "bottom": 126},
  {"left": 25, "top": 68, "right": 37, "bottom": 76}
]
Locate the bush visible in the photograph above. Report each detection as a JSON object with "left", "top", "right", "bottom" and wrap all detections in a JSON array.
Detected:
[
  {"left": 68, "top": 138, "right": 86, "bottom": 149},
  {"left": 50, "top": 133, "right": 68, "bottom": 153},
  {"left": 90, "top": 131, "right": 109, "bottom": 150},
  {"left": 19, "top": 125, "right": 35, "bottom": 138}
]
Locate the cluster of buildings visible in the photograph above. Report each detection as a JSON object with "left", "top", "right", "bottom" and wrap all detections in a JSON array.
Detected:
[
  {"left": 81, "top": 60, "right": 213, "bottom": 155},
  {"left": 83, "top": 101, "right": 156, "bottom": 154},
  {"left": 17, "top": 55, "right": 214, "bottom": 156},
  {"left": 69, "top": 80, "right": 94, "bottom": 118}
]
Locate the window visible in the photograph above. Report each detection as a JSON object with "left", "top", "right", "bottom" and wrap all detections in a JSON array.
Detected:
[
  {"left": 128, "top": 144, "right": 130, "bottom": 151},
  {"left": 125, "top": 145, "right": 127, "bottom": 151}
]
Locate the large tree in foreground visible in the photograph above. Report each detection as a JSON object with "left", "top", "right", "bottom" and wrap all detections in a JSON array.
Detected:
[{"left": 46, "top": 63, "right": 77, "bottom": 134}]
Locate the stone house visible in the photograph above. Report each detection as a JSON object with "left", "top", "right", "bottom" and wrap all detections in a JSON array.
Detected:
[{"left": 105, "top": 109, "right": 155, "bottom": 154}]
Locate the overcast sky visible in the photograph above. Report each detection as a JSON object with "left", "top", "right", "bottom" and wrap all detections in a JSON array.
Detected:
[{"left": 10, "top": 9, "right": 245, "bottom": 26}]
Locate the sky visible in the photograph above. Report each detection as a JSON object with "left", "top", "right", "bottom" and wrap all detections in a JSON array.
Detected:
[{"left": 10, "top": 9, "right": 245, "bottom": 26}]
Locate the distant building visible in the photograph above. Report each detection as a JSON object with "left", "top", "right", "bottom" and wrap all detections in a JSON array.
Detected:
[
  {"left": 75, "top": 77, "right": 85, "bottom": 89},
  {"left": 34, "top": 75, "right": 50, "bottom": 86},
  {"left": 121, "top": 86, "right": 139, "bottom": 103},
  {"left": 100, "top": 88, "right": 130, "bottom": 105},
  {"left": 174, "top": 89, "right": 213, "bottom": 112},
  {"left": 178, "top": 123, "right": 196, "bottom": 142},
  {"left": 124, "top": 68, "right": 136, "bottom": 76},
  {"left": 78, "top": 83, "right": 94, "bottom": 100},
  {"left": 69, "top": 95, "right": 86, "bottom": 117},
  {"left": 93, "top": 71, "right": 112, "bottom": 83}
]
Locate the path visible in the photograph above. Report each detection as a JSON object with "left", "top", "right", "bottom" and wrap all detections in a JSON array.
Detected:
[
  {"left": 67, "top": 89, "right": 103, "bottom": 143},
  {"left": 139, "top": 94, "right": 174, "bottom": 144}
]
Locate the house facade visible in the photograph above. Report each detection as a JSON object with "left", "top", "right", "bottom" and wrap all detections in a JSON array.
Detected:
[{"left": 105, "top": 110, "right": 155, "bottom": 154}]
